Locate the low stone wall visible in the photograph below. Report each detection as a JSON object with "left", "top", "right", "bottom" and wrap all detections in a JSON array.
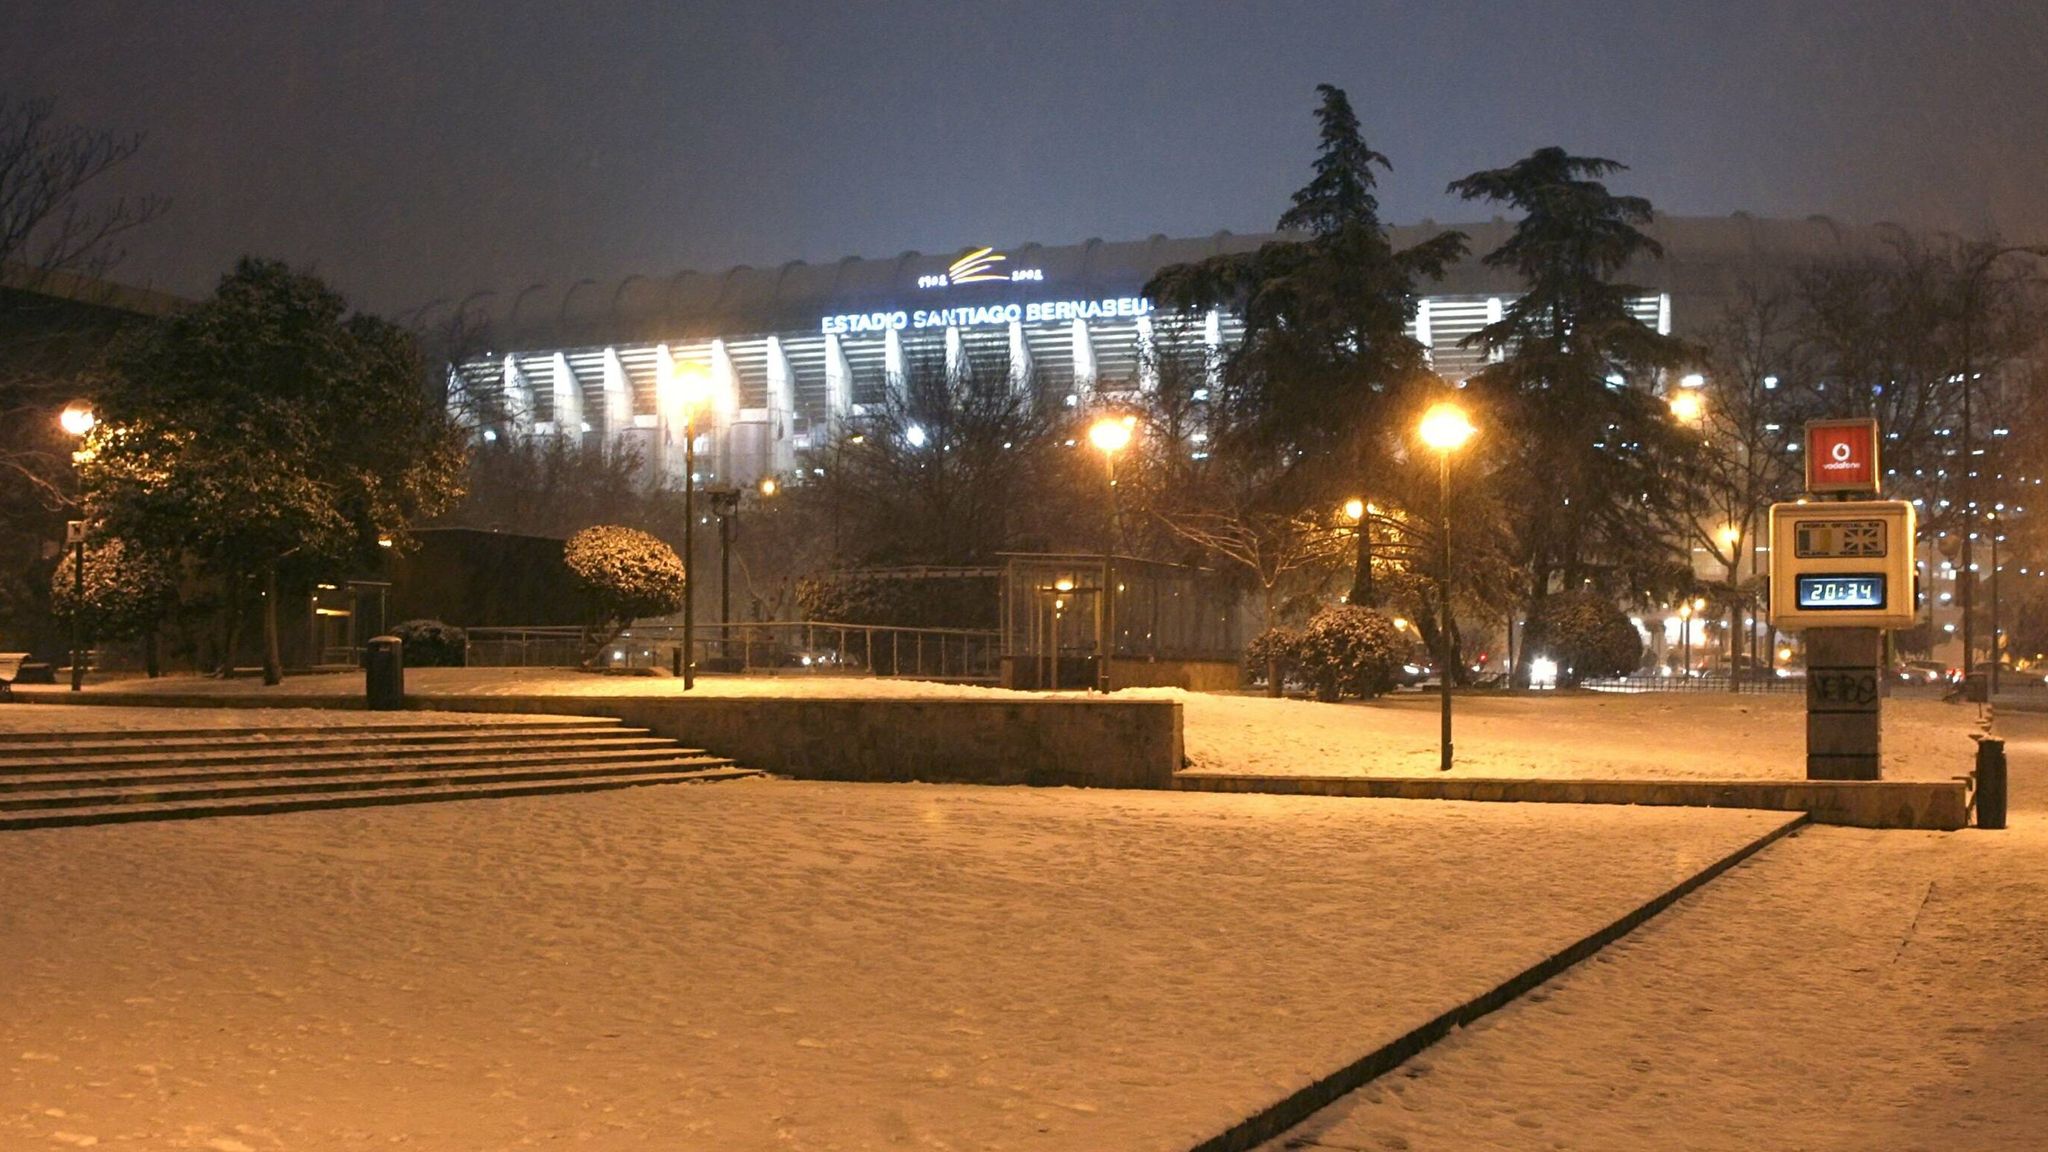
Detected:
[
  {"left": 1175, "top": 773, "right": 1972, "bottom": 830},
  {"left": 415, "top": 694, "right": 1185, "bottom": 789}
]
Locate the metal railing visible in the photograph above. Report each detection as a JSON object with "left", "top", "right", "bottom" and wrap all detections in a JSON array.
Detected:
[
  {"left": 463, "top": 621, "right": 1003, "bottom": 682},
  {"left": 1581, "top": 672, "right": 1803, "bottom": 694}
]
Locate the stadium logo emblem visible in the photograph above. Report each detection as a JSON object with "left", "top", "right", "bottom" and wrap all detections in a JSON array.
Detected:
[{"left": 919, "top": 247, "right": 1044, "bottom": 289}]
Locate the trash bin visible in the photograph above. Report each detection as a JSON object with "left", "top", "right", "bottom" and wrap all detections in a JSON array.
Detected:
[
  {"left": 364, "top": 635, "right": 405, "bottom": 711},
  {"left": 1965, "top": 673, "right": 1990, "bottom": 703},
  {"left": 1976, "top": 736, "right": 2007, "bottom": 830}
]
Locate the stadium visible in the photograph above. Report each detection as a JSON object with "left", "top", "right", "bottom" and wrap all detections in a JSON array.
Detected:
[{"left": 435, "top": 213, "right": 1887, "bottom": 491}]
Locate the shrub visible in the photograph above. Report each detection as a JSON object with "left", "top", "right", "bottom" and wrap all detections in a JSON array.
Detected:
[
  {"left": 391, "top": 619, "right": 467, "bottom": 666},
  {"left": 1529, "top": 590, "right": 1644, "bottom": 683},
  {"left": 563, "top": 526, "right": 687, "bottom": 649},
  {"left": 1245, "top": 626, "right": 1305, "bottom": 695},
  {"left": 1297, "top": 605, "right": 1404, "bottom": 702},
  {"left": 49, "top": 535, "right": 178, "bottom": 642}
]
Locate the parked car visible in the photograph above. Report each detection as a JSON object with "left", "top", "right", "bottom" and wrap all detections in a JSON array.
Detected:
[{"left": 1894, "top": 660, "right": 1948, "bottom": 685}]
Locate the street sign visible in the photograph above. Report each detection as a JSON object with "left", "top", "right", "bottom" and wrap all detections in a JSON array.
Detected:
[
  {"left": 1767, "top": 499, "right": 1916, "bottom": 629},
  {"left": 1805, "top": 418, "right": 1880, "bottom": 494},
  {"left": 64, "top": 520, "right": 85, "bottom": 547}
]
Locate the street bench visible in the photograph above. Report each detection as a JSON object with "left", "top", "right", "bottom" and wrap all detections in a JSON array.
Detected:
[{"left": 0, "top": 652, "right": 26, "bottom": 701}]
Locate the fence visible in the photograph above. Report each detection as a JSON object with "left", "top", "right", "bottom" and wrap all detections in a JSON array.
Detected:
[
  {"left": 462, "top": 621, "right": 1002, "bottom": 683},
  {"left": 1581, "top": 672, "right": 1803, "bottom": 695}
]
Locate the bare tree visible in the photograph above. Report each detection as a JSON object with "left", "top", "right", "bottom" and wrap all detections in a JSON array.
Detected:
[{"left": 0, "top": 95, "right": 167, "bottom": 284}]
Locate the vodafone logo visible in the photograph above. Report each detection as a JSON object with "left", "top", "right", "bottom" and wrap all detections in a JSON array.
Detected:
[{"left": 1806, "top": 419, "right": 1879, "bottom": 492}]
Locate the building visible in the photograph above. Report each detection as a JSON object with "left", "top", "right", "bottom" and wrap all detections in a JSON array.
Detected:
[{"left": 432, "top": 214, "right": 1893, "bottom": 494}]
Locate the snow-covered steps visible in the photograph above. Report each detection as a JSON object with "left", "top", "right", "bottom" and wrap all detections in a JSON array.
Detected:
[{"left": 0, "top": 718, "right": 760, "bottom": 830}]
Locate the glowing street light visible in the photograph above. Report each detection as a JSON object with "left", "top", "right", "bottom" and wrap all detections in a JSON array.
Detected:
[
  {"left": 1668, "top": 390, "right": 1706, "bottom": 425},
  {"left": 59, "top": 400, "right": 97, "bottom": 438},
  {"left": 1419, "top": 401, "right": 1474, "bottom": 771},
  {"left": 1088, "top": 415, "right": 1135, "bottom": 693},
  {"left": 667, "top": 360, "right": 717, "bottom": 689},
  {"left": 1419, "top": 402, "right": 1476, "bottom": 452},
  {"left": 1343, "top": 497, "right": 1366, "bottom": 523},
  {"left": 58, "top": 400, "right": 95, "bottom": 691}
]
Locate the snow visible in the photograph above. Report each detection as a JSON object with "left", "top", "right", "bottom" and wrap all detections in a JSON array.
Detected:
[
  {"left": 29, "top": 671, "right": 1986, "bottom": 782},
  {"left": 1163, "top": 690, "right": 1982, "bottom": 784},
  {"left": 1258, "top": 712, "right": 2048, "bottom": 1151},
  {"left": 0, "top": 783, "right": 1793, "bottom": 1151}
]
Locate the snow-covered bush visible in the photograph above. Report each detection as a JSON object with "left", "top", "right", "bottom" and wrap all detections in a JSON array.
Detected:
[
  {"left": 391, "top": 618, "right": 467, "bottom": 667},
  {"left": 49, "top": 535, "right": 177, "bottom": 642},
  {"left": 563, "top": 526, "right": 686, "bottom": 651},
  {"left": 1528, "top": 589, "right": 1643, "bottom": 684},
  {"left": 1245, "top": 626, "right": 1305, "bottom": 697},
  {"left": 1296, "top": 605, "right": 1404, "bottom": 702}
]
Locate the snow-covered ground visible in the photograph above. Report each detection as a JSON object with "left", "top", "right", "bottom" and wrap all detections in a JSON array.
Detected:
[
  {"left": 37, "top": 669, "right": 1986, "bottom": 783},
  {"left": 1258, "top": 713, "right": 2048, "bottom": 1152},
  {"left": 0, "top": 783, "right": 1792, "bottom": 1151},
  {"left": 1165, "top": 689, "right": 1981, "bottom": 783}
]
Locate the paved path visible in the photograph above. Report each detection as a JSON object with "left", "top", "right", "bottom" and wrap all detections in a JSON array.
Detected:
[{"left": 1260, "top": 709, "right": 2047, "bottom": 1151}]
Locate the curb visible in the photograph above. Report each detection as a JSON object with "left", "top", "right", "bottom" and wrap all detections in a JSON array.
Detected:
[{"left": 1186, "top": 810, "right": 1810, "bottom": 1152}]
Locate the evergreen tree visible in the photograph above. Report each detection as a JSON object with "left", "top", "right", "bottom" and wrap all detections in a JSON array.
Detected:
[
  {"left": 82, "top": 258, "right": 466, "bottom": 683},
  {"left": 1145, "top": 84, "right": 1465, "bottom": 605},
  {"left": 1447, "top": 147, "right": 1695, "bottom": 685}
]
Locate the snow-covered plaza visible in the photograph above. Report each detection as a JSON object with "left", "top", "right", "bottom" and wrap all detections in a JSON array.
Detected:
[
  {"left": 3, "top": 772, "right": 1790, "bottom": 1150},
  {"left": 2, "top": 691, "right": 2040, "bottom": 1149}
]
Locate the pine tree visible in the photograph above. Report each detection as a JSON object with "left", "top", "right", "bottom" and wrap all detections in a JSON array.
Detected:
[
  {"left": 1145, "top": 84, "right": 1465, "bottom": 607},
  {"left": 1448, "top": 148, "right": 1696, "bottom": 685}
]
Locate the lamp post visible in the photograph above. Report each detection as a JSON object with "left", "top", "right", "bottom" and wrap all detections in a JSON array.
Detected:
[
  {"left": 1989, "top": 510, "right": 2003, "bottom": 693},
  {"left": 708, "top": 487, "right": 742, "bottom": 663},
  {"left": 59, "top": 401, "right": 95, "bottom": 692},
  {"left": 1419, "top": 401, "right": 1475, "bottom": 771},
  {"left": 666, "top": 361, "right": 715, "bottom": 689},
  {"left": 1087, "top": 415, "right": 1134, "bottom": 693},
  {"left": 1678, "top": 602, "right": 1693, "bottom": 679}
]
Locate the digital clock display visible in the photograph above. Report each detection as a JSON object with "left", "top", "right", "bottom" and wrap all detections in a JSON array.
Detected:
[{"left": 1796, "top": 574, "right": 1885, "bottom": 610}]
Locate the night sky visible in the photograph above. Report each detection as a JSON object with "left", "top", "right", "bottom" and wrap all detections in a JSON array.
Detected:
[{"left": 6, "top": 1, "right": 2045, "bottom": 315}]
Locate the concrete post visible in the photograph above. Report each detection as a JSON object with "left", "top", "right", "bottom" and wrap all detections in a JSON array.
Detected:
[{"left": 1805, "top": 627, "right": 1882, "bottom": 780}]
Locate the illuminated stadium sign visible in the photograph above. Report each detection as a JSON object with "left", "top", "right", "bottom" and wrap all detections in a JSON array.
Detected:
[
  {"left": 820, "top": 296, "right": 1154, "bottom": 335},
  {"left": 917, "top": 246, "right": 1045, "bottom": 289}
]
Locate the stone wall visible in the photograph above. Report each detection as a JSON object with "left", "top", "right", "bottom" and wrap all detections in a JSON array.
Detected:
[{"left": 416, "top": 694, "right": 1184, "bottom": 789}]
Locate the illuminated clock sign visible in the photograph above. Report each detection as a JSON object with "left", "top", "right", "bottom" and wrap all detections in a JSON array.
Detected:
[
  {"left": 1767, "top": 498, "right": 1916, "bottom": 629},
  {"left": 1805, "top": 417, "right": 1880, "bottom": 494},
  {"left": 917, "top": 247, "right": 1046, "bottom": 289}
]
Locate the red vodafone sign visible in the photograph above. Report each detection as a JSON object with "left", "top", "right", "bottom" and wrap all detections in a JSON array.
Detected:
[{"left": 1806, "top": 418, "right": 1880, "bottom": 494}]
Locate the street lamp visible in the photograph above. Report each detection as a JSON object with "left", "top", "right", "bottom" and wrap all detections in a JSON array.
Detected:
[
  {"left": 1087, "top": 414, "right": 1134, "bottom": 693},
  {"left": 1418, "top": 401, "right": 1475, "bottom": 771},
  {"left": 665, "top": 360, "right": 716, "bottom": 689},
  {"left": 58, "top": 401, "right": 95, "bottom": 691},
  {"left": 1667, "top": 390, "right": 1706, "bottom": 425},
  {"left": 1677, "top": 602, "right": 1694, "bottom": 678}
]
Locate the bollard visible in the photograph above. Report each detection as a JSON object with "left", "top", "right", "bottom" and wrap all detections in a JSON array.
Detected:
[
  {"left": 364, "top": 635, "right": 405, "bottom": 711},
  {"left": 1975, "top": 736, "right": 2007, "bottom": 830}
]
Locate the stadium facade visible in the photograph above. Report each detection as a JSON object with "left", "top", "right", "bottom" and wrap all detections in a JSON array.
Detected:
[{"left": 438, "top": 214, "right": 1886, "bottom": 493}]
